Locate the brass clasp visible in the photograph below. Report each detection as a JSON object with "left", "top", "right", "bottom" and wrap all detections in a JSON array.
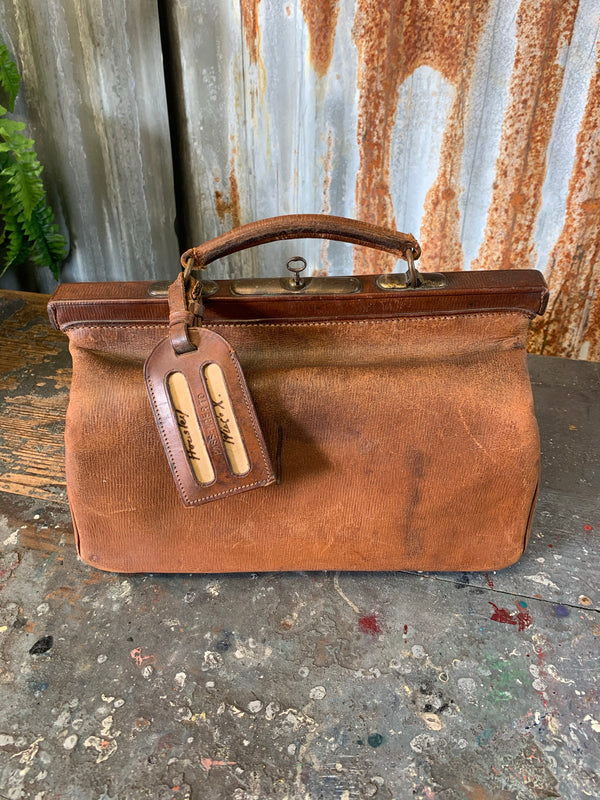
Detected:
[{"left": 376, "top": 247, "right": 446, "bottom": 291}]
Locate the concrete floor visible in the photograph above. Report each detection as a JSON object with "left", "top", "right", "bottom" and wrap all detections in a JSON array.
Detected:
[{"left": 0, "top": 291, "right": 599, "bottom": 800}]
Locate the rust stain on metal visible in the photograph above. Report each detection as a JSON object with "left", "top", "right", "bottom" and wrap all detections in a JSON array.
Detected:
[
  {"left": 316, "top": 128, "right": 334, "bottom": 275},
  {"left": 321, "top": 129, "right": 333, "bottom": 216},
  {"left": 473, "top": 0, "right": 579, "bottom": 273},
  {"left": 240, "top": 0, "right": 267, "bottom": 120},
  {"left": 215, "top": 162, "right": 242, "bottom": 229},
  {"left": 529, "top": 41, "right": 600, "bottom": 360},
  {"left": 352, "top": 1, "right": 402, "bottom": 273},
  {"left": 240, "top": 0, "right": 262, "bottom": 66},
  {"left": 300, "top": 0, "right": 340, "bottom": 78},
  {"left": 419, "top": 1, "right": 492, "bottom": 273},
  {"left": 352, "top": 0, "right": 492, "bottom": 274}
]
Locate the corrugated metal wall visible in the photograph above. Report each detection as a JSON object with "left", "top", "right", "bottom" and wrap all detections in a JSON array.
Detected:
[
  {"left": 2, "top": 0, "right": 599, "bottom": 360},
  {"left": 0, "top": 0, "right": 179, "bottom": 286}
]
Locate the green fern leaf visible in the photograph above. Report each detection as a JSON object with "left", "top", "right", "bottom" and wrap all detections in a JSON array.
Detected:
[
  {"left": 0, "top": 159, "right": 12, "bottom": 202},
  {"left": 0, "top": 134, "right": 34, "bottom": 152},
  {"left": 20, "top": 200, "right": 67, "bottom": 280},
  {"left": 0, "top": 173, "right": 26, "bottom": 275},
  {"left": 0, "top": 166, "right": 18, "bottom": 220},
  {"left": 2, "top": 153, "right": 44, "bottom": 219},
  {"left": 0, "top": 117, "right": 26, "bottom": 137},
  {"left": 0, "top": 212, "right": 28, "bottom": 277},
  {"left": 0, "top": 44, "right": 20, "bottom": 112},
  {"left": 4, "top": 210, "right": 23, "bottom": 263}
]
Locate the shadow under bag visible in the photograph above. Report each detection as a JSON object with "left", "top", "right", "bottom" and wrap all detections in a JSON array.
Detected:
[{"left": 48, "top": 215, "right": 548, "bottom": 573}]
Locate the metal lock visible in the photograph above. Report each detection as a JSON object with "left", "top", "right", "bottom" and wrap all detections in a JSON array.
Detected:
[
  {"left": 149, "top": 248, "right": 446, "bottom": 297},
  {"left": 230, "top": 257, "right": 362, "bottom": 296}
]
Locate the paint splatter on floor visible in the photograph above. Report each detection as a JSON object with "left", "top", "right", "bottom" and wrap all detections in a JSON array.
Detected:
[
  {"left": 489, "top": 602, "right": 532, "bottom": 631},
  {"left": 358, "top": 615, "right": 382, "bottom": 635}
]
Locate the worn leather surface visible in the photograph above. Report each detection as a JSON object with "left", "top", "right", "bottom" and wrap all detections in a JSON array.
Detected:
[
  {"left": 51, "top": 214, "right": 547, "bottom": 573},
  {"left": 48, "top": 270, "right": 549, "bottom": 330},
  {"left": 60, "top": 310, "right": 542, "bottom": 573},
  {"left": 166, "top": 272, "right": 201, "bottom": 354},
  {"left": 180, "top": 214, "right": 422, "bottom": 269}
]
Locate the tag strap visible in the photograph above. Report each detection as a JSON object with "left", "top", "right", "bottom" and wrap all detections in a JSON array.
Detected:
[{"left": 168, "top": 272, "right": 202, "bottom": 354}]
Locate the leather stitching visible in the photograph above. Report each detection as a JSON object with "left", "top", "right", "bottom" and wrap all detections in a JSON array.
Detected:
[{"left": 63, "top": 310, "right": 532, "bottom": 333}]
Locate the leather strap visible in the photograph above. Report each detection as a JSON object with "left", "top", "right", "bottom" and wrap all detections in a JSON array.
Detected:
[
  {"left": 180, "top": 214, "right": 421, "bottom": 270},
  {"left": 168, "top": 273, "right": 203, "bottom": 354}
]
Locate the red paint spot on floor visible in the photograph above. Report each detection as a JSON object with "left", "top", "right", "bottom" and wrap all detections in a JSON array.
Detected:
[
  {"left": 359, "top": 615, "right": 382, "bottom": 635},
  {"left": 489, "top": 602, "right": 517, "bottom": 626},
  {"left": 484, "top": 573, "right": 494, "bottom": 589},
  {"left": 489, "top": 602, "right": 532, "bottom": 631},
  {"left": 515, "top": 608, "right": 533, "bottom": 632},
  {"left": 584, "top": 525, "right": 593, "bottom": 531}
]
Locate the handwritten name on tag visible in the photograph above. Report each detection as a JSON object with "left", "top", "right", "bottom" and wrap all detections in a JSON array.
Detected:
[
  {"left": 203, "top": 363, "right": 250, "bottom": 476},
  {"left": 166, "top": 371, "right": 215, "bottom": 484},
  {"left": 145, "top": 328, "right": 275, "bottom": 506}
]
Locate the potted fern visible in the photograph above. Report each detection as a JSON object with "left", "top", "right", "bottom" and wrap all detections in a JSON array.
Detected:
[{"left": 0, "top": 37, "right": 67, "bottom": 281}]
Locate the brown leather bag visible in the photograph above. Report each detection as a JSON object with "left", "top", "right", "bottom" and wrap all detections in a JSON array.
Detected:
[{"left": 48, "top": 215, "right": 548, "bottom": 574}]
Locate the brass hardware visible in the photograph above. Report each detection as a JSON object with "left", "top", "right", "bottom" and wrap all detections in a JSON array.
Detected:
[
  {"left": 406, "top": 248, "right": 419, "bottom": 287},
  {"left": 286, "top": 256, "right": 308, "bottom": 289},
  {"left": 232, "top": 254, "right": 361, "bottom": 295},
  {"left": 148, "top": 280, "right": 219, "bottom": 298},
  {"left": 230, "top": 276, "right": 362, "bottom": 296},
  {"left": 376, "top": 247, "right": 446, "bottom": 291},
  {"left": 183, "top": 257, "right": 195, "bottom": 282},
  {"left": 376, "top": 272, "right": 447, "bottom": 290}
]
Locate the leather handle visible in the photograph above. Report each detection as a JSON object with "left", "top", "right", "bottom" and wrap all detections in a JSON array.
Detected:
[{"left": 180, "top": 214, "right": 421, "bottom": 270}]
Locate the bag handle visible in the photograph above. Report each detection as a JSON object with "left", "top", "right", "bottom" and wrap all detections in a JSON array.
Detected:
[{"left": 180, "top": 214, "right": 421, "bottom": 272}]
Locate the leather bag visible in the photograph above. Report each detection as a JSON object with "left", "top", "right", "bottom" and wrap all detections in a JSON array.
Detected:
[{"left": 48, "top": 215, "right": 548, "bottom": 573}]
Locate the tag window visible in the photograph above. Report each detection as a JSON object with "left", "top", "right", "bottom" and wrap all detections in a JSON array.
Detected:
[
  {"left": 203, "top": 363, "right": 250, "bottom": 476},
  {"left": 167, "top": 371, "right": 215, "bottom": 485}
]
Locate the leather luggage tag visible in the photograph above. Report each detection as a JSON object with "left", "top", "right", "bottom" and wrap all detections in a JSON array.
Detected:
[{"left": 144, "top": 277, "right": 275, "bottom": 506}]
